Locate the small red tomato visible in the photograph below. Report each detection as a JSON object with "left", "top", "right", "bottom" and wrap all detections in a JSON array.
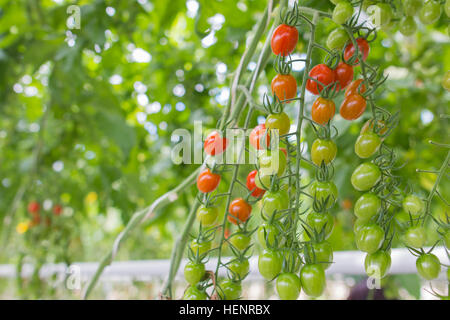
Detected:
[
  {"left": 271, "top": 74, "right": 297, "bottom": 102},
  {"left": 344, "top": 38, "right": 370, "bottom": 65},
  {"left": 345, "top": 79, "right": 367, "bottom": 97},
  {"left": 27, "top": 201, "right": 40, "bottom": 214},
  {"left": 306, "top": 64, "right": 336, "bottom": 95},
  {"left": 311, "top": 97, "right": 336, "bottom": 125},
  {"left": 197, "top": 168, "right": 221, "bottom": 193},
  {"left": 340, "top": 94, "right": 367, "bottom": 120},
  {"left": 224, "top": 228, "right": 231, "bottom": 240},
  {"left": 228, "top": 198, "right": 252, "bottom": 225},
  {"left": 246, "top": 170, "right": 266, "bottom": 198},
  {"left": 53, "top": 205, "right": 63, "bottom": 216},
  {"left": 249, "top": 124, "right": 270, "bottom": 150},
  {"left": 271, "top": 24, "right": 299, "bottom": 56},
  {"left": 204, "top": 131, "right": 228, "bottom": 156},
  {"left": 334, "top": 62, "right": 354, "bottom": 91}
]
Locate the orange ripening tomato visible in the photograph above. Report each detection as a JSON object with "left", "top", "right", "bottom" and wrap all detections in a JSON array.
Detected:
[
  {"left": 197, "top": 168, "right": 221, "bottom": 193},
  {"left": 306, "top": 64, "right": 336, "bottom": 95},
  {"left": 343, "top": 38, "right": 370, "bottom": 65},
  {"left": 246, "top": 170, "right": 266, "bottom": 198},
  {"left": 204, "top": 131, "right": 228, "bottom": 156},
  {"left": 271, "top": 24, "right": 299, "bottom": 56},
  {"left": 249, "top": 124, "right": 270, "bottom": 150},
  {"left": 345, "top": 79, "right": 367, "bottom": 97},
  {"left": 340, "top": 94, "right": 367, "bottom": 120},
  {"left": 271, "top": 74, "right": 297, "bottom": 102},
  {"left": 334, "top": 62, "right": 354, "bottom": 91},
  {"left": 311, "top": 97, "right": 336, "bottom": 125},
  {"left": 228, "top": 198, "right": 252, "bottom": 225}
]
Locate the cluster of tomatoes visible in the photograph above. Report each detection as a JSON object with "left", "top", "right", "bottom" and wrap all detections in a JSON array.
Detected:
[{"left": 26, "top": 200, "right": 63, "bottom": 229}]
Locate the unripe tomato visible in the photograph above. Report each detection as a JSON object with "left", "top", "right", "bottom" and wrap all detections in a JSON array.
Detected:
[
  {"left": 228, "top": 232, "right": 251, "bottom": 251},
  {"left": 184, "top": 261, "right": 205, "bottom": 285},
  {"left": 310, "top": 180, "right": 338, "bottom": 209},
  {"left": 306, "top": 211, "right": 334, "bottom": 239},
  {"left": 257, "top": 149, "right": 287, "bottom": 177},
  {"left": 307, "top": 241, "right": 334, "bottom": 269},
  {"left": 362, "top": 0, "right": 377, "bottom": 11},
  {"left": 416, "top": 253, "right": 441, "bottom": 280},
  {"left": 258, "top": 223, "right": 280, "bottom": 249},
  {"left": 258, "top": 250, "right": 283, "bottom": 280},
  {"left": 354, "top": 193, "right": 381, "bottom": 220},
  {"left": 333, "top": 0, "right": 354, "bottom": 24},
  {"left": 261, "top": 189, "right": 289, "bottom": 220},
  {"left": 446, "top": 0, "right": 450, "bottom": 17},
  {"left": 190, "top": 239, "right": 212, "bottom": 257},
  {"left": 271, "top": 74, "right": 297, "bottom": 102},
  {"left": 402, "top": 195, "right": 424, "bottom": 217},
  {"left": 419, "top": 0, "right": 441, "bottom": 24},
  {"left": 197, "top": 168, "right": 220, "bottom": 193},
  {"left": 355, "top": 132, "right": 382, "bottom": 158},
  {"left": 228, "top": 198, "right": 252, "bottom": 225},
  {"left": 219, "top": 279, "right": 242, "bottom": 300},
  {"left": 360, "top": 119, "right": 387, "bottom": 136},
  {"left": 399, "top": 16, "right": 417, "bottom": 36},
  {"left": 345, "top": 79, "right": 366, "bottom": 97},
  {"left": 364, "top": 250, "right": 391, "bottom": 278},
  {"left": 228, "top": 259, "right": 250, "bottom": 280},
  {"left": 343, "top": 38, "right": 370, "bottom": 65},
  {"left": 254, "top": 170, "right": 272, "bottom": 190},
  {"left": 300, "top": 264, "right": 326, "bottom": 298},
  {"left": 249, "top": 124, "right": 270, "bottom": 150},
  {"left": 311, "top": 97, "right": 335, "bottom": 125},
  {"left": 326, "top": 28, "right": 349, "bottom": 50},
  {"left": 196, "top": 205, "right": 218, "bottom": 227},
  {"left": 334, "top": 62, "right": 354, "bottom": 91},
  {"left": 27, "top": 201, "right": 40, "bottom": 214},
  {"left": 442, "top": 71, "right": 450, "bottom": 91},
  {"left": 183, "top": 286, "right": 207, "bottom": 300},
  {"left": 402, "top": 0, "right": 423, "bottom": 16},
  {"left": 246, "top": 170, "right": 266, "bottom": 198},
  {"left": 394, "top": 210, "right": 410, "bottom": 230},
  {"left": 306, "top": 64, "right": 336, "bottom": 95},
  {"left": 340, "top": 94, "right": 367, "bottom": 120},
  {"left": 355, "top": 224, "right": 385, "bottom": 253},
  {"left": 276, "top": 273, "right": 301, "bottom": 300},
  {"left": 204, "top": 131, "right": 228, "bottom": 156},
  {"left": 271, "top": 24, "right": 298, "bottom": 56},
  {"left": 403, "top": 225, "right": 427, "bottom": 248},
  {"left": 266, "top": 112, "right": 291, "bottom": 136},
  {"left": 311, "top": 139, "right": 337, "bottom": 166},
  {"left": 367, "top": 3, "right": 392, "bottom": 27},
  {"left": 353, "top": 217, "right": 368, "bottom": 234},
  {"left": 351, "top": 162, "right": 381, "bottom": 191}
]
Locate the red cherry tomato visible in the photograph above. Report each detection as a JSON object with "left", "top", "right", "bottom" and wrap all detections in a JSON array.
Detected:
[
  {"left": 271, "top": 74, "right": 297, "bottom": 102},
  {"left": 53, "top": 205, "right": 63, "bottom": 216},
  {"left": 311, "top": 97, "right": 336, "bottom": 125},
  {"left": 246, "top": 170, "right": 266, "bottom": 198},
  {"left": 271, "top": 24, "right": 299, "bottom": 56},
  {"left": 345, "top": 79, "right": 367, "bottom": 97},
  {"left": 228, "top": 198, "right": 252, "bottom": 225},
  {"left": 340, "top": 94, "right": 367, "bottom": 120},
  {"left": 249, "top": 124, "right": 270, "bottom": 150},
  {"left": 306, "top": 64, "right": 335, "bottom": 95},
  {"left": 204, "top": 131, "right": 228, "bottom": 156},
  {"left": 344, "top": 38, "right": 370, "bottom": 65},
  {"left": 27, "top": 201, "right": 40, "bottom": 214},
  {"left": 334, "top": 62, "right": 353, "bottom": 91},
  {"left": 197, "top": 168, "right": 221, "bottom": 193}
]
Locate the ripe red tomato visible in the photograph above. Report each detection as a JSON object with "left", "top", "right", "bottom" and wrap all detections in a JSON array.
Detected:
[
  {"left": 228, "top": 198, "right": 252, "bottom": 225},
  {"left": 197, "top": 168, "right": 221, "bottom": 193},
  {"left": 311, "top": 97, "right": 335, "bottom": 125},
  {"left": 271, "top": 24, "right": 299, "bottom": 56},
  {"left": 28, "top": 201, "right": 40, "bottom": 214},
  {"left": 344, "top": 38, "right": 370, "bottom": 65},
  {"left": 334, "top": 62, "right": 353, "bottom": 91},
  {"left": 204, "top": 131, "right": 228, "bottom": 156},
  {"left": 339, "top": 94, "right": 367, "bottom": 120},
  {"left": 246, "top": 170, "right": 266, "bottom": 198},
  {"left": 271, "top": 74, "right": 297, "bottom": 102},
  {"left": 306, "top": 64, "right": 335, "bottom": 95},
  {"left": 249, "top": 124, "right": 270, "bottom": 150},
  {"left": 53, "top": 204, "right": 63, "bottom": 216},
  {"left": 345, "top": 79, "right": 367, "bottom": 97}
]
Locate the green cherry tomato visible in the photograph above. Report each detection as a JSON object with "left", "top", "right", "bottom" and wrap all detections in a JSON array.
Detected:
[
  {"left": 355, "top": 224, "right": 385, "bottom": 254},
  {"left": 306, "top": 211, "right": 334, "bottom": 239},
  {"left": 219, "top": 279, "right": 242, "bottom": 300},
  {"left": 402, "top": 0, "right": 423, "bottom": 16},
  {"left": 444, "top": 230, "right": 450, "bottom": 249},
  {"left": 445, "top": 0, "right": 450, "bottom": 17},
  {"left": 355, "top": 132, "right": 381, "bottom": 159},
  {"left": 196, "top": 205, "right": 218, "bottom": 227},
  {"left": 300, "top": 264, "right": 326, "bottom": 298},
  {"left": 190, "top": 239, "right": 212, "bottom": 257},
  {"left": 326, "top": 28, "right": 349, "bottom": 50},
  {"left": 258, "top": 250, "right": 283, "bottom": 280},
  {"left": 228, "top": 259, "right": 250, "bottom": 280},
  {"left": 403, "top": 225, "right": 427, "bottom": 248},
  {"left": 229, "top": 233, "right": 251, "bottom": 251},
  {"left": 310, "top": 180, "right": 338, "bottom": 209},
  {"left": 307, "top": 241, "right": 334, "bottom": 269},
  {"left": 394, "top": 210, "right": 410, "bottom": 230},
  {"left": 402, "top": 195, "right": 424, "bottom": 217},
  {"left": 183, "top": 286, "right": 207, "bottom": 300},
  {"left": 351, "top": 162, "right": 381, "bottom": 191},
  {"left": 257, "top": 223, "right": 280, "bottom": 249},
  {"left": 332, "top": 0, "right": 354, "bottom": 25},
  {"left": 261, "top": 189, "right": 289, "bottom": 220},
  {"left": 266, "top": 112, "right": 291, "bottom": 136},
  {"left": 367, "top": 3, "right": 392, "bottom": 27},
  {"left": 184, "top": 261, "right": 205, "bottom": 285},
  {"left": 354, "top": 193, "right": 381, "bottom": 220},
  {"left": 276, "top": 273, "right": 301, "bottom": 300},
  {"left": 258, "top": 149, "right": 287, "bottom": 177},
  {"left": 362, "top": 0, "right": 377, "bottom": 11},
  {"left": 364, "top": 250, "right": 391, "bottom": 278},
  {"left": 311, "top": 139, "right": 337, "bottom": 166},
  {"left": 399, "top": 16, "right": 417, "bottom": 36},
  {"left": 353, "top": 218, "right": 369, "bottom": 234},
  {"left": 254, "top": 170, "right": 272, "bottom": 190},
  {"left": 443, "top": 71, "right": 450, "bottom": 91},
  {"left": 416, "top": 253, "right": 441, "bottom": 280},
  {"left": 419, "top": 0, "right": 442, "bottom": 24}
]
